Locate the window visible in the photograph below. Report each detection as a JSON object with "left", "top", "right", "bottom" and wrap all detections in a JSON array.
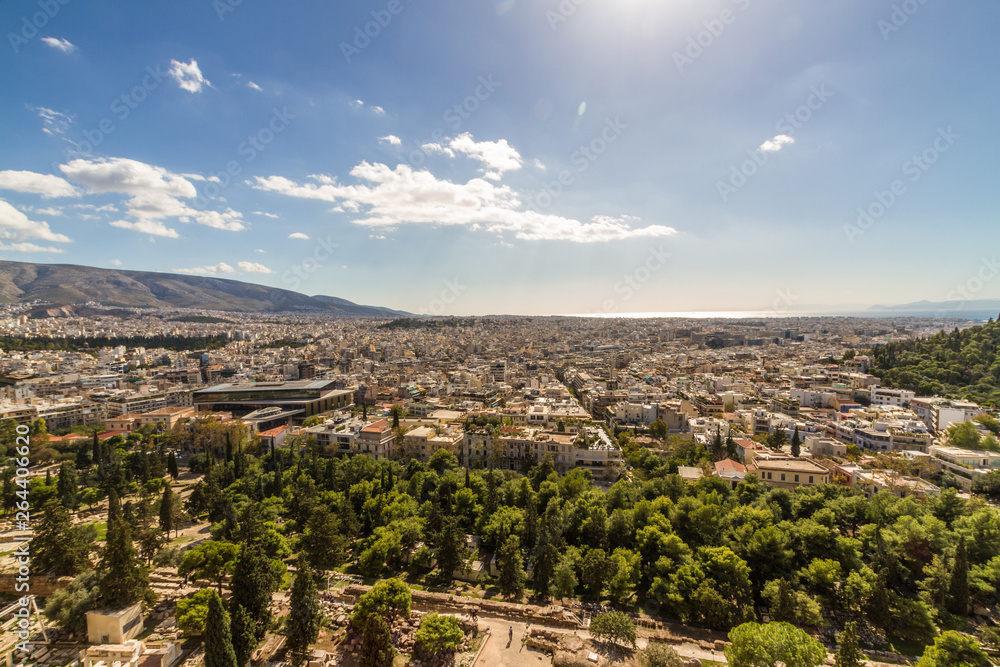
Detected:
[
  {"left": 809, "top": 476, "right": 814, "bottom": 483},
  {"left": 794, "top": 474, "right": 799, "bottom": 482},
  {"left": 780, "top": 473, "right": 785, "bottom": 481}
]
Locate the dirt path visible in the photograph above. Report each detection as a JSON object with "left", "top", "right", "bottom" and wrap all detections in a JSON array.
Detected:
[{"left": 475, "top": 617, "right": 551, "bottom": 667}]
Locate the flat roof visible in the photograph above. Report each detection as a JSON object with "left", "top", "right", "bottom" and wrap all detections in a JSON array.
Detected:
[{"left": 195, "top": 379, "right": 340, "bottom": 394}]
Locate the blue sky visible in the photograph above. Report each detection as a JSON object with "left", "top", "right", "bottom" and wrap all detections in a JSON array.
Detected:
[{"left": 1, "top": 0, "right": 998, "bottom": 315}]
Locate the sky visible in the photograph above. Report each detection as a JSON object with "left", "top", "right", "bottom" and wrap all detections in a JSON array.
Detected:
[{"left": 0, "top": 0, "right": 998, "bottom": 316}]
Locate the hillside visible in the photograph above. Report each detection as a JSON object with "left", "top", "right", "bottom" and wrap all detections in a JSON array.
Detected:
[
  {"left": 867, "top": 318, "right": 1000, "bottom": 407},
  {"left": 0, "top": 260, "right": 407, "bottom": 317}
]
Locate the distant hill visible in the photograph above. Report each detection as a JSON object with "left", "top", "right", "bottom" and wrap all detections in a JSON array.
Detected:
[
  {"left": 0, "top": 260, "right": 408, "bottom": 317},
  {"left": 867, "top": 318, "right": 1000, "bottom": 407},
  {"left": 866, "top": 299, "right": 1000, "bottom": 319}
]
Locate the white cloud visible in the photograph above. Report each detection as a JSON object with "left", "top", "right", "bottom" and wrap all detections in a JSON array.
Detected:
[
  {"left": 288, "top": 232, "right": 310, "bottom": 240},
  {"left": 254, "top": 248, "right": 266, "bottom": 253},
  {"left": 247, "top": 81, "right": 263, "bottom": 92},
  {"left": 422, "top": 133, "right": 522, "bottom": 180},
  {"left": 167, "top": 59, "right": 211, "bottom": 93},
  {"left": 175, "top": 262, "right": 235, "bottom": 275},
  {"left": 352, "top": 99, "right": 385, "bottom": 115},
  {"left": 237, "top": 261, "right": 272, "bottom": 273},
  {"left": 533, "top": 158, "right": 546, "bottom": 170},
  {"left": 372, "top": 106, "right": 385, "bottom": 115},
  {"left": 254, "top": 159, "right": 677, "bottom": 243},
  {"left": 0, "top": 170, "right": 78, "bottom": 198},
  {"left": 0, "top": 199, "right": 72, "bottom": 244},
  {"left": 36, "top": 207, "right": 63, "bottom": 216},
  {"left": 110, "top": 219, "right": 179, "bottom": 238},
  {"left": 0, "top": 242, "right": 66, "bottom": 253},
  {"left": 110, "top": 259, "right": 122, "bottom": 266},
  {"left": 28, "top": 106, "right": 73, "bottom": 136},
  {"left": 40, "top": 37, "right": 77, "bottom": 54},
  {"left": 253, "top": 211, "right": 279, "bottom": 218},
  {"left": 379, "top": 135, "right": 401, "bottom": 146},
  {"left": 760, "top": 134, "right": 795, "bottom": 153},
  {"left": 59, "top": 157, "right": 246, "bottom": 234}
]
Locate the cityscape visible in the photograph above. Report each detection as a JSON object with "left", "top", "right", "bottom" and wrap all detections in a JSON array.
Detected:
[{"left": 2, "top": 1, "right": 1000, "bottom": 667}]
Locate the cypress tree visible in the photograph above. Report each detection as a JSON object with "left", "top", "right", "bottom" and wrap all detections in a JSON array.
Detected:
[
  {"left": 360, "top": 615, "right": 394, "bottom": 667},
  {"left": 92, "top": 431, "right": 100, "bottom": 464},
  {"left": 866, "top": 570, "right": 891, "bottom": 628},
  {"left": 167, "top": 452, "right": 179, "bottom": 479},
  {"left": 498, "top": 535, "right": 527, "bottom": 600},
  {"left": 229, "top": 541, "right": 274, "bottom": 641},
  {"left": 285, "top": 557, "right": 322, "bottom": 664},
  {"left": 834, "top": 621, "right": 865, "bottom": 667},
  {"left": 947, "top": 536, "right": 970, "bottom": 616},
  {"left": 76, "top": 441, "right": 92, "bottom": 470},
  {"left": 33, "top": 500, "right": 87, "bottom": 576},
  {"left": 159, "top": 485, "right": 175, "bottom": 537},
  {"left": 205, "top": 591, "right": 238, "bottom": 667},
  {"left": 230, "top": 604, "right": 257, "bottom": 667},
  {"left": 56, "top": 461, "right": 78, "bottom": 509},
  {"left": 98, "top": 513, "right": 150, "bottom": 608},
  {"left": 772, "top": 578, "right": 797, "bottom": 623}
]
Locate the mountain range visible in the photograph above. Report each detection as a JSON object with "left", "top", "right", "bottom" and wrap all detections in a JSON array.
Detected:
[{"left": 0, "top": 260, "right": 408, "bottom": 317}]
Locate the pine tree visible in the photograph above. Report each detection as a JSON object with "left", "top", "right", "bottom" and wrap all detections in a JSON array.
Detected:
[
  {"left": 532, "top": 533, "right": 560, "bottom": 598},
  {"left": 834, "top": 621, "right": 865, "bottom": 667},
  {"left": 434, "top": 517, "right": 467, "bottom": 580},
  {"left": 205, "top": 591, "right": 238, "bottom": 667},
  {"left": 360, "top": 615, "right": 395, "bottom": 667},
  {"left": 791, "top": 427, "right": 801, "bottom": 458},
  {"left": 498, "top": 535, "right": 527, "bottom": 600},
  {"left": 947, "top": 536, "right": 970, "bottom": 616},
  {"left": 98, "top": 513, "right": 151, "bottom": 608},
  {"left": 866, "top": 570, "right": 891, "bottom": 629},
  {"left": 75, "top": 441, "right": 92, "bottom": 470},
  {"left": 159, "top": 485, "right": 176, "bottom": 537},
  {"left": 230, "top": 603, "right": 257, "bottom": 667},
  {"left": 167, "top": 452, "right": 179, "bottom": 479},
  {"left": 285, "top": 558, "right": 322, "bottom": 665}
]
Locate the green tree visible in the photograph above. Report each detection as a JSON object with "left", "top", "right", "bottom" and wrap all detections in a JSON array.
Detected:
[
  {"left": 360, "top": 615, "right": 395, "bottom": 667},
  {"left": 167, "top": 452, "right": 179, "bottom": 479},
  {"left": 351, "top": 578, "right": 412, "bottom": 630},
  {"left": 552, "top": 557, "right": 578, "bottom": 599},
  {"left": 97, "top": 513, "right": 151, "bottom": 608},
  {"left": 56, "top": 460, "right": 78, "bottom": 509},
  {"left": 497, "top": 535, "right": 527, "bottom": 600},
  {"left": 43, "top": 569, "right": 101, "bottom": 637},
  {"left": 725, "top": 622, "right": 826, "bottom": 667},
  {"left": 414, "top": 613, "right": 464, "bottom": 655},
  {"left": 946, "top": 536, "right": 969, "bottom": 616},
  {"left": 641, "top": 643, "right": 684, "bottom": 667},
  {"left": 176, "top": 589, "right": 215, "bottom": 636},
  {"left": 300, "top": 504, "right": 348, "bottom": 571},
  {"left": 589, "top": 610, "right": 637, "bottom": 649},
  {"left": 204, "top": 591, "right": 238, "bottom": 667},
  {"left": 179, "top": 540, "right": 239, "bottom": 595},
  {"left": 159, "top": 485, "right": 177, "bottom": 537},
  {"left": 915, "top": 631, "right": 990, "bottom": 667},
  {"left": 791, "top": 427, "right": 801, "bottom": 458},
  {"left": 230, "top": 604, "right": 257, "bottom": 667},
  {"left": 434, "top": 517, "right": 468, "bottom": 580},
  {"left": 229, "top": 541, "right": 275, "bottom": 642},
  {"left": 834, "top": 622, "right": 865, "bottom": 667},
  {"left": 581, "top": 548, "right": 611, "bottom": 598},
  {"left": 32, "top": 500, "right": 88, "bottom": 576},
  {"left": 285, "top": 559, "right": 322, "bottom": 665}
]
